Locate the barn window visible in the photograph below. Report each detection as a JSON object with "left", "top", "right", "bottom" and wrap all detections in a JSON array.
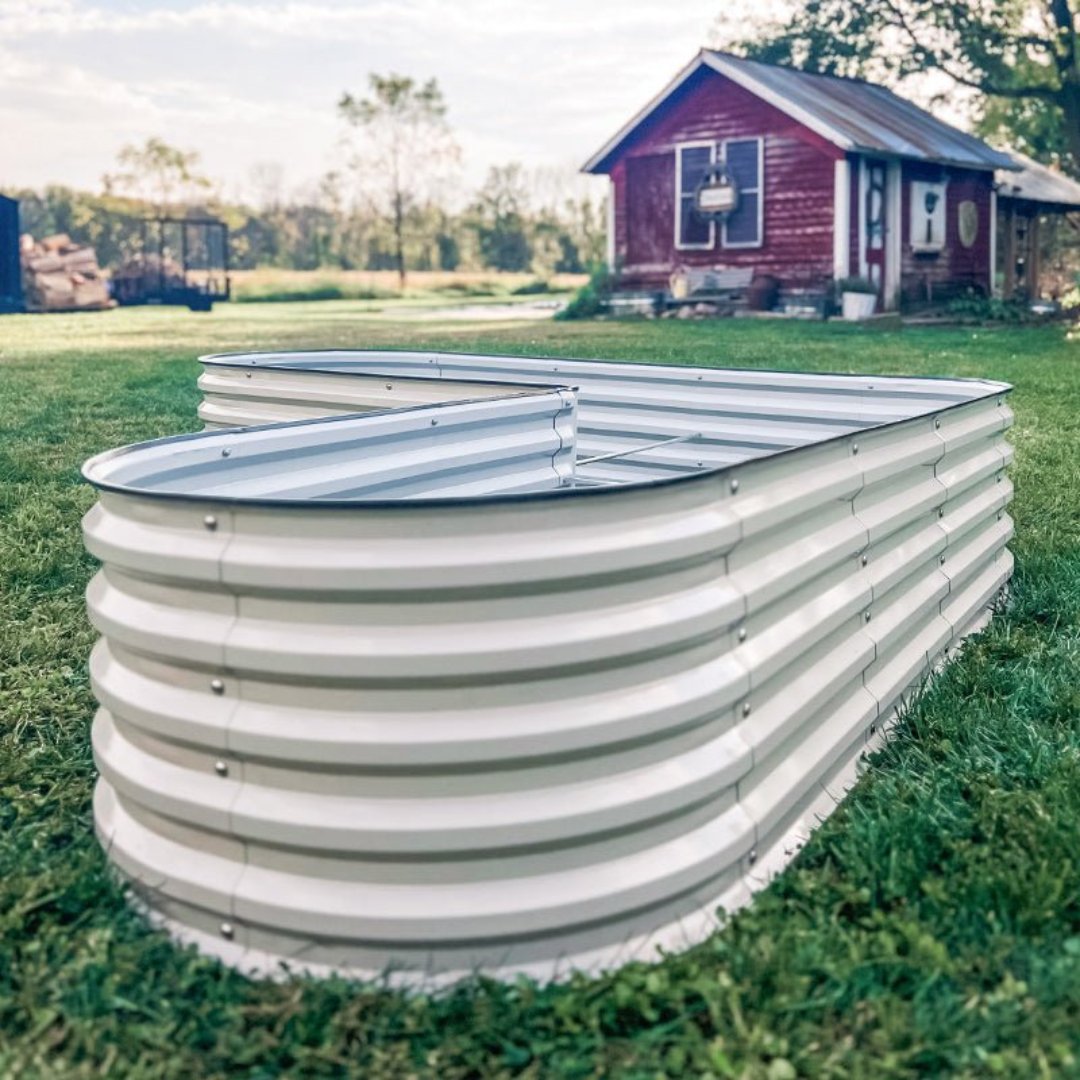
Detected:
[
  {"left": 722, "top": 138, "right": 763, "bottom": 248},
  {"left": 675, "top": 143, "right": 715, "bottom": 250}
]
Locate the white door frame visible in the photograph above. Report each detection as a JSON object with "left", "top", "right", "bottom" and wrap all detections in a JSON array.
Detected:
[{"left": 858, "top": 155, "right": 903, "bottom": 310}]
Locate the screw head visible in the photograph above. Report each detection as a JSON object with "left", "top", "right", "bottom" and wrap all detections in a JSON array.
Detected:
[
  {"left": 220, "top": 922, "right": 234, "bottom": 940},
  {"left": 864, "top": 610, "right": 872, "bottom": 623},
  {"left": 996, "top": 474, "right": 1003, "bottom": 484},
  {"left": 737, "top": 626, "right": 747, "bottom": 643},
  {"left": 997, "top": 510, "right": 1003, "bottom": 521},
  {"left": 214, "top": 760, "right": 229, "bottom": 777},
  {"left": 730, "top": 477, "right": 739, "bottom": 494},
  {"left": 860, "top": 554, "right": 868, "bottom": 567},
  {"left": 742, "top": 701, "right": 752, "bottom": 717},
  {"left": 939, "top": 554, "right": 947, "bottom": 565},
  {"left": 203, "top": 514, "right": 217, "bottom": 531},
  {"left": 938, "top": 507, "right": 945, "bottom": 519},
  {"left": 748, "top": 847, "right": 758, "bottom": 865},
  {"left": 210, "top": 678, "right": 225, "bottom": 695},
  {"left": 430, "top": 418, "right": 438, "bottom": 426},
  {"left": 870, "top": 723, "right": 877, "bottom": 736},
  {"left": 934, "top": 417, "right": 941, "bottom": 430},
  {"left": 385, "top": 383, "right": 393, "bottom": 390}
]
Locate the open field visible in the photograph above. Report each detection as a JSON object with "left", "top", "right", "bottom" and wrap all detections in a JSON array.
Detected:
[
  {"left": 1, "top": 302, "right": 1079, "bottom": 1078},
  {"left": 228, "top": 268, "right": 586, "bottom": 304}
]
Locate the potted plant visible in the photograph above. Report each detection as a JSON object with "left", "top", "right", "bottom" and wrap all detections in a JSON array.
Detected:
[{"left": 838, "top": 277, "right": 879, "bottom": 321}]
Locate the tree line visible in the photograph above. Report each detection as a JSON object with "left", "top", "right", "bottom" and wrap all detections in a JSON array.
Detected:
[{"left": 5, "top": 75, "right": 605, "bottom": 282}]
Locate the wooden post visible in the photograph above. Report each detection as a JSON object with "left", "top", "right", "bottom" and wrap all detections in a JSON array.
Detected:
[
  {"left": 1027, "top": 213, "right": 1041, "bottom": 300},
  {"left": 1001, "top": 201, "right": 1017, "bottom": 298}
]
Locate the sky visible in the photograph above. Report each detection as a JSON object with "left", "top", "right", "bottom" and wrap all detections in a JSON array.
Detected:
[{"left": 0, "top": 0, "right": 799, "bottom": 205}]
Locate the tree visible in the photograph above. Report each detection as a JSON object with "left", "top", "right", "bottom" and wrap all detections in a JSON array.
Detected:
[
  {"left": 469, "top": 164, "right": 533, "bottom": 272},
  {"left": 729, "top": 0, "right": 1080, "bottom": 174},
  {"left": 102, "top": 137, "right": 213, "bottom": 213},
  {"left": 338, "top": 74, "right": 460, "bottom": 288}
]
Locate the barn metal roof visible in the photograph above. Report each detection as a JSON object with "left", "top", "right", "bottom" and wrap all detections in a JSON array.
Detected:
[
  {"left": 995, "top": 152, "right": 1080, "bottom": 209},
  {"left": 583, "top": 50, "right": 1018, "bottom": 174}
]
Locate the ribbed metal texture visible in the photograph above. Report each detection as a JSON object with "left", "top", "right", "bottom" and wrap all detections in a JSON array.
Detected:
[
  {"left": 83, "top": 353, "right": 1014, "bottom": 986},
  {"left": 86, "top": 389, "right": 577, "bottom": 501},
  {"left": 198, "top": 350, "right": 996, "bottom": 486}
]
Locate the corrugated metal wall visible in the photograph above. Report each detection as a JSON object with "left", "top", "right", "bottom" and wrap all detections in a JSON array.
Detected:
[{"left": 83, "top": 353, "right": 1014, "bottom": 985}]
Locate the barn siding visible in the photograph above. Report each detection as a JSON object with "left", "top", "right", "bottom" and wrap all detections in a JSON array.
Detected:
[
  {"left": 899, "top": 163, "right": 993, "bottom": 303},
  {"left": 611, "top": 68, "right": 841, "bottom": 290}
]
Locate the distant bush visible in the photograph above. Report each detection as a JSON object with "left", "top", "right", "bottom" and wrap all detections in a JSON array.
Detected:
[
  {"left": 557, "top": 264, "right": 613, "bottom": 321},
  {"left": 432, "top": 279, "right": 502, "bottom": 297},
  {"left": 511, "top": 278, "right": 553, "bottom": 296},
  {"left": 233, "top": 280, "right": 395, "bottom": 303}
]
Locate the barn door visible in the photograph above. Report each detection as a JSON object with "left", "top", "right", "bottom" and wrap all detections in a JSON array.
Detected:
[
  {"left": 862, "top": 159, "right": 888, "bottom": 301},
  {"left": 625, "top": 153, "right": 675, "bottom": 269}
]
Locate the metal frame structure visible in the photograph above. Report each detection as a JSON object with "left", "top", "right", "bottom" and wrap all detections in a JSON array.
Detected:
[
  {"left": 113, "top": 217, "right": 230, "bottom": 312},
  {"left": 81, "top": 350, "right": 1014, "bottom": 985}
]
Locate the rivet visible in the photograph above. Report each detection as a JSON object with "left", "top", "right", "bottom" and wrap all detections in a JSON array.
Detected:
[
  {"left": 214, "top": 760, "right": 228, "bottom": 777},
  {"left": 864, "top": 610, "right": 872, "bottom": 623},
  {"left": 730, "top": 477, "right": 739, "bottom": 494},
  {"left": 210, "top": 678, "right": 225, "bottom": 695},
  {"left": 737, "top": 626, "right": 747, "bottom": 642},
  {"left": 220, "top": 922, "right": 234, "bottom": 940},
  {"left": 221, "top": 447, "right": 231, "bottom": 458},
  {"left": 697, "top": 374, "right": 703, "bottom": 381},
  {"left": 245, "top": 372, "right": 252, "bottom": 379},
  {"left": 203, "top": 514, "right": 217, "bottom": 531},
  {"left": 696, "top": 460, "right": 703, "bottom": 468},
  {"left": 860, "top": 554, "right": 868, "bottom": 567},
  {"left": 996, "top": 474, "right": 1002, "bottom": 484},
  {"left": 997, "top": 510, "right": 1003, "bottom": 521},
  {"left": 385, "top": 383, "right": 393, "bottom": 390},
  {"left": 939, "top": 554, "right": 946, "bottom": 565},
  {"left": 938, "top": 507, "right": 945, "bottom": 519},
  {"left": 934, "top": 417, "right": 941, "bottom": 430},
  {"left": 742, "top": 701, "right": 752, "bottom": 717},
  {"left": 852, "top": 442, "right": 859, "bottom": 455},
  {"left": 430, "top": 418, "right": 438, "bottom": 426},
  {"left": 870, "top": 722, "right": 877, "bottom": 736},
  {"left": 997, "top": 398, "right": 1003, "bottom": 407},
  {"left": 748, "top": 847, "right": 757, "bottom": 865}
]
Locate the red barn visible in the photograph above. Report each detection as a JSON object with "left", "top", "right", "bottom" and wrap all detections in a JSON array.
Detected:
[{"left": 583, "top": 50, "right": 1023, "bottom": 311}]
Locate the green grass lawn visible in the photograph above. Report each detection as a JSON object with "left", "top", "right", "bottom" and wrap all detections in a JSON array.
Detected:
[{"left": 2, "top": 302, "right": 1079, "bottom": 1079}]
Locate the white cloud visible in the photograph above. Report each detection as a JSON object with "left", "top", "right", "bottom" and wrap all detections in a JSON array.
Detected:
[{"left": 0, "top": 0, "right": 798, "bottom": 200}]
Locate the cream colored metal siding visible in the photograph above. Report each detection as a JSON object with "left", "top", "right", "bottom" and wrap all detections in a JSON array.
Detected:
[
  {"left": 89, "top": 390, "right": 577, "bottom": 502},
  {"left": 83, "top": 358, "right": 1013, "bottom": 985}
]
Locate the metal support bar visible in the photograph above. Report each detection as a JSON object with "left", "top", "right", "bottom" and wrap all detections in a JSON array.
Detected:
[{"left": 576, "top": 433, "right": 702, "bottom": 468}]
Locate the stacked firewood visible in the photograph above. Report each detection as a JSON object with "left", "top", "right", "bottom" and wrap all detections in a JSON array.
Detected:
[{"left": 19, "top": 233, "right": 114, "bottom": 312}]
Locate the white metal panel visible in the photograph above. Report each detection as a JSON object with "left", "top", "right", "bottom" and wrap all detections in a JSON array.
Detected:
[{"left": 81, "top": 353, "right": 1015, "bottom": 986}]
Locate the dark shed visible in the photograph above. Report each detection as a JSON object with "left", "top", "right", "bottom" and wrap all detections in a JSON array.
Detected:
[{"left": 0, "top": 195, "right": 24, "bottom": 314}]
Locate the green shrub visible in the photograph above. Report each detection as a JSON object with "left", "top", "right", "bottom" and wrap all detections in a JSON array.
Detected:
[
  {"left": 946, "top": 290, "right": 1039, "bottom": 324},
  {"left": 556, "top": 263, "right": 613, "bottom": 321},
  {"left": 836, "top": 276, "right": 878, "bottom": 295}
]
